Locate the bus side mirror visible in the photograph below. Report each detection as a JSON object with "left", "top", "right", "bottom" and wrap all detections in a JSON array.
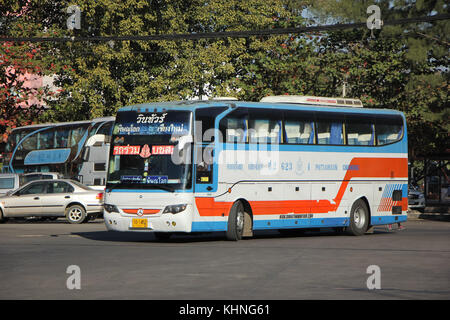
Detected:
[
  {"left": 176, "top": 135, "right": 193, "bottom": 150},
  {"left": 85, "top": 134, "right": 106, "bottom": 147}
]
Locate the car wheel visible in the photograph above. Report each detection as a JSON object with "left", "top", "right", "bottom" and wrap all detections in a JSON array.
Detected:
[
  {"left": 347, "top": 199, "right": 370, "bottom": 236},
  {"left": 0, "top": 209, "right": 8, "bottom": 224},
  {"left": 226, "top": 201, "right": 245, "bottom": 241},
  {"left": 65, "top": 205, "right": 87, "bottom": 224}
]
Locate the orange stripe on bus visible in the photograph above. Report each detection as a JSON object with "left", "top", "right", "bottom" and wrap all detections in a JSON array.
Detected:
[
  {"left": 196, "top": 157, "right": 408, "bottom": 217},
  {"left": 195, "top": 197, "right": 234, "bottom": 217}
]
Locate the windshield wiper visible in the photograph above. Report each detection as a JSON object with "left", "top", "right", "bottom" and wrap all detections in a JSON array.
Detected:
[
  {"left": 105, "top": 182, "right": 175, "bottom": 193},
  {"left": 146, "top": 184, "right": 175, "bottom": 192}
]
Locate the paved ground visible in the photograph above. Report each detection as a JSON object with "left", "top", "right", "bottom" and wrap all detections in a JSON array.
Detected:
[{"left": 0, "top": 217, "right": 449, "bottom": 300}]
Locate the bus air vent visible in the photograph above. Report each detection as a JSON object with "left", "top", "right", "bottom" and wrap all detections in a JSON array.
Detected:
[{"left": 260, "top": 95, "right": 364, "bottom": 108}]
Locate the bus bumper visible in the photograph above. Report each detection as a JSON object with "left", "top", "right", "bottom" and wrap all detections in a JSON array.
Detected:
[{"left": 103, "top": 207, "right": 192, "bottom": 233}]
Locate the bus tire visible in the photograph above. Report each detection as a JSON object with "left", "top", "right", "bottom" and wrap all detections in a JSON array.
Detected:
[
  {"left": 347, "top": 199, "right": 369, "bottom": 236},
  {"left": 226, "top": 201, "right": 245, "bottom": 241},
  {"left": 65, "top": 205, "right": 87, "bottom": 224}
]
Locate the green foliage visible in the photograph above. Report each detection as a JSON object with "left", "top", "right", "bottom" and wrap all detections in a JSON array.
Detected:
[
  {"left": 0, "top": 0, "right": 65, "bottom": 142},
  {"left": 39, "top": 0, "right": 308, "bottom": 122},
  {"left": 1, "top": 0, "right": 448, "bottom": 157},
  {"left": 307, "top": 0, "right": 449, "bottom": 158}
]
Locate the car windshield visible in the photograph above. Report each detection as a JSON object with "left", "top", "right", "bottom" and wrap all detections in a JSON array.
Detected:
[{"left": 106, "top": 110, "right": 192, "bottom": 191}]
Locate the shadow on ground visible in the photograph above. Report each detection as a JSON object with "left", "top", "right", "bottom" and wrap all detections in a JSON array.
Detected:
[{"left": 70, "top": 226, "right": 395, "bottom": 244}]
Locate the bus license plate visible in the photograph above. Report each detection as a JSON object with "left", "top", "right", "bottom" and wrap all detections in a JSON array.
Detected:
[{"left": 131, "top": 218, "right": 148, "bottom": 229}]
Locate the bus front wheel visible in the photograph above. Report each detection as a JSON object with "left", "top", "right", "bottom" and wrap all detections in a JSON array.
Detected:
[
  {"left": 347, "top": 199, "right": 369, "bottom": 236},
  {"left": 226, "top": 201, "right": 245, "bottom": 241}
]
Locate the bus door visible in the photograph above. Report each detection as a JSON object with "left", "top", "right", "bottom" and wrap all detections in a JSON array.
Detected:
[
  {"left": 193, "top": 107, "right": 228, "bottom": 194},
  {"left": 194, "top": 144, "right": 215, "bottom": 193}
]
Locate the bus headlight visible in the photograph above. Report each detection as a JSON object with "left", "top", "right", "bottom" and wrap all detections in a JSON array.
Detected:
[
  {"left": 163, "top": 204, "right": 187, "bottom": 214},
  {"left": 104, "top": 204, "right": 119, "bottom": 213}
]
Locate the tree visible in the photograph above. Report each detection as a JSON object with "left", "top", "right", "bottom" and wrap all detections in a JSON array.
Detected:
[
  {"left": 0, "top": 0, "right": 59, "bottom": 144},
  {"left": 230, "top": 0, "right": 448, "bottom": 159},
  {"left": 35, "top": 0, "right": 312, "bottom": 123},
  {"left": 305, "top": 0, "right": 449, "bottom": 158},
  {"left": 2, "top": 0, "right": 447, "bottom": 161}
]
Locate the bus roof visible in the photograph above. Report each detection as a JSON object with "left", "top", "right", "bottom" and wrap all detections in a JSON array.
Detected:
[
  {"left": 260, "top": 95, "right": 363, "bottom": 107},
  {"left": 10, "top": 116, "right": 115, "bottom": 133},
  {"left": 117, "top": 99, "right": 404, "bottom": 116}
]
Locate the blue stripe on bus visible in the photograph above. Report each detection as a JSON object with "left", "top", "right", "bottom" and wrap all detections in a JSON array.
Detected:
[
  {"left": 402, "top": 183, "right": 408, "bottom": 197},
  {"left": 221, "top": 142, "right": 407, "bottom": 154},
  {"left": 382, "top": 184, "right": 408, "bottom": 199},
  {"left": 370, "top": 215, "right": 407, "bottom": 225},
  {"left": 191, "top": 221, "right": 228, "bottom": 232},
  {"left": 253, "top": 218, "right": 349, "bottom": 230},
  {"left": 109, "top": 189, "right": 193, "bottom": 193},
  {"left": 191, "top": 215, "right": 407, "bottom": 232}
]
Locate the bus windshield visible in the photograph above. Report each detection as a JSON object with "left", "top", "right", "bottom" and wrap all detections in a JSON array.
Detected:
[{"left": 106, "top": 110, "right": 192, "bottom": 191}]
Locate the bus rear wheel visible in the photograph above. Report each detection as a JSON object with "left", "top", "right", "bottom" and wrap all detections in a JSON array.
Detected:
[
  {"left": 226, "top": 201, "right": 245, "bottom": 241},
  {"left": 347, "top": 199, "right": 369, "bottom": 236}
]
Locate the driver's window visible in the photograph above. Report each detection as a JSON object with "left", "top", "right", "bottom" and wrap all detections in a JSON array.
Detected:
[
  {"left": 196, "top": 147, "right": 213, "bottom": 184},
  {"left": 19, "top": 182, "right": 46, "bottom": 195}
]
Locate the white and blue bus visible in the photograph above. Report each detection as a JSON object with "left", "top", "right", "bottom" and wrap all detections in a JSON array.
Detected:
[{"left": 104, "top": 96, "right": 408, "bottom": 240}]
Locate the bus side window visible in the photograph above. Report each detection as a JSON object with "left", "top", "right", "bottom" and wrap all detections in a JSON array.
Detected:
[
  {"left": 55, "top": 127, "right": 69, "bottom": 148},
  {"left": 37, "top": 130, "right": 55, "bottom": 150},
  {"left": 376, "top": 115, "right": 403, "bottom": 145},
  {"left": 97, "top": 121, "right": 113, "bottom": 136},
  {"left": 316, "top": 114, "right": 344, "bottom": 145},
  {"left": 21, "top": 133, "right": 37, "bottom": 151},
  {"left": 196, "top": 147, "right": 213, "bottom": 184},
  {"left": 196, "top": 161, "right": 212, "bottom": 184},
  {"left": 88, "top": 122, "right": 103, "bottom": 139},
  {"left": 248, "top": 109, "right": 282, "bottom": 144},
  {"left": 346, "top": 116, "right": 375, "bottom": 146},
  {"left": 283, "top": 110, "right": 315, "bottom": 144},
  {"left": 248, "top": 119, "right": 278, "bottom": 144},
  {"left": 285, "top": 120, "right": 314, "bottom": 144},
  {"left": 220, "top": 110, "right": 248, "bottom": 143},
  {"left": 70, "top": 125, "right": 88, "bottom": 147},
  {"left": 195, "top": 107, "right": 228, "bottom": 143}
]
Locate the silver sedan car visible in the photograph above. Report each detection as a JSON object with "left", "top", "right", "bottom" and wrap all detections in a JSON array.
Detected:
[{"left": 0, "top": 179, "right": 103, "bottom": 224}]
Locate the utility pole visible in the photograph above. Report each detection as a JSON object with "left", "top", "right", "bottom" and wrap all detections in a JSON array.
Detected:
[{"left": 342, "top": 73, "right": 349, "bottom": 97}]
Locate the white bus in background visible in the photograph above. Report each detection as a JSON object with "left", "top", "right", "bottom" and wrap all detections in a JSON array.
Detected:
[
  {"left": 1, "top": 117, "right": 114, "bottom": 189},
  {"left": 103, "top": 96, "right": 408, "bottom": 240}
]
